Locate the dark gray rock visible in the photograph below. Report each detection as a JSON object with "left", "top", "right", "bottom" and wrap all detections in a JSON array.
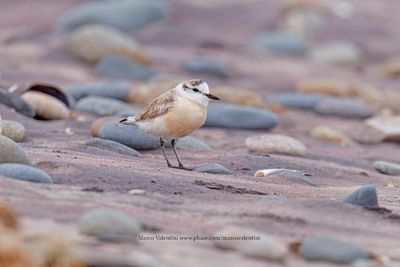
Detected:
[
  {"left": 373, "top": 160, "right": 400, "bottom": 175},
  {"left": 75, "top": 96, "right": 134, "bottom": 116},
  {"left": 66, "top": 81, "right": 131, "bottom": 101},
  {"left": 205, "top": 103, "right": 277, "bottom": 129},
  {"left": 0, "top": 136, "right": 32, "bottom": 165},
  {"left": 99, "top": 120, "right": 160, "bottom": 150},
  {"left": 194, "top": 163, "right": 232, "bottom": 174},
  {"left": 299, "top": 236, "right": 369, "bottom": 264},
  {"left": 253, "top": 31, "right": 307, "bottom": 56},
  {"left": 95, "top": 55, "right": 157, "bottom": 80},
  {"left": 344, "top": 185, "right": 378, "bottom": 207},
  {"left": 0, "top": 163, "right": 52, "bottom": 183},
  {"left": 182, "top": 58, "right": 231, "bottom": 79},
  {"left": 267, "top": 93, "right": 325, "bottom": 110},
  {"left": 314, "top": 98, "right": 373, "bottom": 119},
  {"left": 86, "top": 138, "right": 140, "bottom": 157},
  {"left": 58, "top": 0, "right": 171, "bottom": 32},
  {"left": 0, "top": 92, "right": 35, "bottom": 117}
]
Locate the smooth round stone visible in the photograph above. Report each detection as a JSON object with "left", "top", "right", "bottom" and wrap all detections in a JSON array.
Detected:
[
  {"left": 193, "top": 163, "right": 231, "bottom": 175},
  {"left": 58, "top": 0, "right": 171, "bottom": 32},
  {"left": 314, "top": 98, "right": 373, "bottom": 119},
  {"left": 0, "top": 136, "right": 31, "bottom": 165},
  {"left": 365, "top": 116, "right": 400, "bottom": 141},
  {"left": 246, "top": 134, "right": 306, "bottom": 156},
  {"left": 91, "top": 117, "right": 116, "bottom": 137},
  {"left": 255, "top": 169, "right": 315, "bottom": 186},
  {"left": 66, "top": 24, "right": 150, "bottom": 65},
  {"left": 75, "top": 96, "right": 134, "bottom": 116},
  {"left": 99, "top": 120, "right": 160, "bottom": 150},
  {"left": 310, "top": 126, "right": 351, "bottom": 145},
  {"left": 373, "top": 161, "right": 400, "bottom": 176},
  {"left": 86, "top": 138, "right": 140, "bottom": 157},
  {"left": 0, "top": 163, "right": 52, "bottom": 183},
  {"left": 165, "top": 136, "right": 211, "bottom": 151},
  {"left": 309, "top": 42, "right": 362, "bottom": 65},
  {"left": 253, "top": 31, "right": 307, "bottom": 56},
  {"left": 212, "top": 86, "right": 264, "bottom": 107},
  {"left": 21, "top": 92, "right": 70, "bottom": 120},
  {"left": 182, "top": 58, "right": 231, "bottom": 79},
  {"left": 77, "top": 208, "right": 141, "bottom": 238},
  {"left": 0, "top": 91, "right": 35, "bottom": 117},
  {"left": 1, "top": 120, "right": 26, "bottom": 142},
  {"left": 95, "top": 55, "right": 157, "bottom": 80},
  {"left": 296, "top": 79, "right": 353, "bottom": 97},
  {"left": 268, "top": 93, "right": 325, "bottom": 110},
  {"left": 66, "top": 81, "right": 131, "bottom": 101},
  {"left": 205, "top": 103, "right": 277, "bottom": 130},
  {"left": 344, "top": 185, "right": 378, "bottom": 207},
  {"left": 299, "top": 236, "right": 369, "bottom": 264}
]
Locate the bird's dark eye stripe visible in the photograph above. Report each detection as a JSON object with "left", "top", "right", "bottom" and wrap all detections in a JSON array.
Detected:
[{"left": 192, "top": 88, "right": 199, "bottom": 92}]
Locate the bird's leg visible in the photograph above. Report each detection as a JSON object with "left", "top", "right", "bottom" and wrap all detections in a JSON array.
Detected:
[
  {"left": 171, "top": 139, "right": 192, "bottom": 171},
  {"left": 160, "top": 138, "right": 173, "bottom": 168}
]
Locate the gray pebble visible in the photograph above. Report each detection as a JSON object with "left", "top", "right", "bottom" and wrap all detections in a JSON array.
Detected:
[
  {"left": 268, "top": 93, "right": 325, "bottom": 110},
  {"left": 75, "top": 96, "right": 134, "bottom": 116},
  {"left": 183, "top": 58, "right": 231, "bottom": 79},
  {"left": 194, "top": 163, "right": 232, "bottom": 175},
  {"left": 0, "top": 136, "right": 31, "bottom": 165},
  {"left": 86, "top": 138, "right": 140, "bottom": 157},
  {"left": 253, "top": 31, "right": 307, "bottom": 56},
  {"left": 344, "top": 185, "right": 378, "bottom": 207},
  {"left": 0, "top": 163, "right": 52, "bottom": 183},
  {"left": 315, "top": 98, "right": 373, "bottom": 119},
  {"left": 373, "top": 160, "right": 400, "bottom": 175},
  {"left": 0, "top": 91, "right": 35, "bottom": 117},
  {"left": 66, "top": 81, "right": 131, "bottom": 101}
]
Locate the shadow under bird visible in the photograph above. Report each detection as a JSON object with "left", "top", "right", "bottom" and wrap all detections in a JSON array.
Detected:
[{"left": 119, "top": 79, "right": 219, "bottom": 170}]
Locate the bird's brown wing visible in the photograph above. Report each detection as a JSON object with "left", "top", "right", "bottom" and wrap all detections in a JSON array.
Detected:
[{"left": 135, "top": 89, "right": 177, "bottom": 121}]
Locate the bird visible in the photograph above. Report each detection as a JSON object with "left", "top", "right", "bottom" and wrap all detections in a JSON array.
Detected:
[{"left": 119, "top": 79, "right": 219, "bottom": 170}]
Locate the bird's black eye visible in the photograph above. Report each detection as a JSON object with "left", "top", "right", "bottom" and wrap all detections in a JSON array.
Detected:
[{"left": 192, "top": 88, "right": 199, "bottom": 92}]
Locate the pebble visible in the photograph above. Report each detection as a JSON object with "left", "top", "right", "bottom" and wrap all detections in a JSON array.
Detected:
[
  {"left": 373, "top": 161, "right": 400, "bottom": 176},
  {"left": 127, "top": 80, "right": 179, "bottom": 104},
  {"left": 173, "top": 136, "right": 212, "bottom": 151},
  {"left": 299, "top": 236, "right": 369, "bottom": 264},
  {"left": 282, "top": 9, "right": 323, "bottom": 38},
  {"left": 268, "top": 93, "right": 325, "bottom": 110},
  {"left": 1, "top": 120, "right": 25, "bottom": 142},
  {"left": 344, "top": 185, "right": 378, "bottom": 207},
  {"left": 91, "top": 117, "right": 115, "bottom": 137},
  {"left": 77, "top": 208, "right": 141, "bottom": 238},
  {"left": 310, "top": 126, "right": 351, "bottom": 145},
  {"left": 182, "top": 58, "right": 231, "bottom": 79},
  {"left": 0, "top": 201, "right": 18, "bottom": 229},
  {"left": 58, "top": 0, "right": 171, "bottom": 32},
  {"left": 212, "top": 86, "right": 264, "bottom": 107},
  {"left": 21, "top": 91, "right": 70, "bottom": 120},
  {"left": 95, "top": 55, "right": 157, "bottom": 80},
  {"left": 86, "top": 138, "right": 140, "bottom": 157},
  {"left": 213, "top": 226, "right": 288, "bottom": 260},
  {"left": 314, "top": 98, "right": 373, "bottom": 119},
  {"left": 383, "top": 57, "right": 400, "bottom": 77},
  {"left": 0, "top": 136, "right": 31, "bottom": 165},
  {"left": 99, "top": 120, "right": 160, "bottom": 150},
  {"left": 66, "top": 24, "right": 150, "bottom": 65},
  {"left": 365, "top": 116, "right": 400, "bottom": 141},
  {"left": 0, "top": 91, "right": 35, "bottom": 117},
  {"left": 0, "top": 163, "right": 52, "bottom": 183},
  {"left": 296, "top": 79, "right": 354, "bottom": 97},
  {"left": 255, "top": 169, "right": 315, "bottom": 186},
  {"left": 66, "top": 81, "right": 131, "bottom": 101},
  {"left": 246, "top": 134, "right": 306, "bottom": 156},
  {"left": 193, "top": 163, "right": 231, "bottom": 175},
  {"left": 75, "top": 96, "right": 134, "bottom": 116},
  {"left": 0, "top": 115, "right": 2, "bottom": 135},
  {"left": 205, "top": 103, "right": 277, "bottom": 129},
  {"left": 310, "top": 42, "right": 362, "bottom": 65},
  {"left": 253, "top": 30, "right": 307, "bottom": 56}
]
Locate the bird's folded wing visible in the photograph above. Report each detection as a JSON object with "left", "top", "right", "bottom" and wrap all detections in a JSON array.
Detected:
[{"left": 135, "top": 89, "right": 177, "bottom": 121}]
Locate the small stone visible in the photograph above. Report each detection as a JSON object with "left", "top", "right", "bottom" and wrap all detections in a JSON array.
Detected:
[
  {"left": 0, "top": 163, "right": 52, "bottom": 183},
  {"left": 0, "top": 136, "right": 31, "bottom": 165},
  {"left": 66, "top": 81, "right": 132, "bottom": 101},
  {"left": 344, "top": 185, "right": 378, "bottom": 207},
  {"left": 255, "top": 169, "right": 315, "bottom": 186},
  {"left": 213, "top": 226, "right": 288, "bottom": 260},
  {"left": 193, "top": 163, "right": 231, "bottom": 175},
  {"left": 1, "top": 120, "right": 26, "bottom": 142},
  {"left": 253, "top": 30, "right": 307, "bottom": 55},
  {"left": 206, "top": 103, "right": 277, "bottom": 129},
  {"left": 183, "top": 58, "right": 231, "bottom": 79},
  {"left": 282, "top": 9, "right": 323, "bottom": 38},
  {"left": 299, "top": 236, "right": 369, "bottom": 264},
  {"left": 212, "top": 86, "right": 264, "bottom": 107},
  {"left": 90, "top": 117, "right": 115, "bottom": 137},
  {"left": 99, "top": 120, "right": 160, "bottom": 150},
  {"left": 21, "top": 91, "right": 71, "bottom": 120},
  {"left": 383, "top": 57, "right": 400, "bottom": 77},
  {"left": 296, "top": 79, "right": 354, "bottom": 97},
  {"left": 352, "top": 259, "right": 382, "bottom": 267},
  {"left": 128, "top": 189, "right": 145, "bottom": 195},
  {"left": 95, "top": 55, "right": 157, "bottom": 80},
  {"left": 268, "top": 93, "right": 325, "bottom": 110},
  {"left": 310, "top": 126, "right": 351, "bottom": 145},
  {"left": 86, "top": 138, "right": 140, "bottom": 157},
  {"left": 77, "top": 208, "right": 141, "bottom": 238},
  {"left": 365, "top": 116, "right": 400, "bottom": 141},
  {"left": 75, "top": 96, "right": 134, "bottom": 116},
  {"left": 174, "top": 136, "right": 212, "bottom": 151},
  {"left": 310, "top": 42, "right": 362, "bottom": 66},
  {"left": 66, "top": 24, "right": 150, "bottom": 65},
  {"left": 373, "top": 161, "right": 400, "bottom": 176},
  {"left": 0, "top": 201, "right": 18, "bottom": 229},
  {"left": 0, "top": 92, "right": 35, "bottom": 117},
  {"left": 314, "top": 98, "right": 373, "bottom": 119},
  {"left": 127, "top": 80, "right": 179, "bottom": 104},
  {"left": 246, "top": 134, "right": 306, "bottom": 156}
]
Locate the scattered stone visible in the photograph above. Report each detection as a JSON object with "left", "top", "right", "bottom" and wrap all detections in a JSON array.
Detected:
[
  {"left": 246, "top": 134, "right": 306, "bottom": 156},
  {"left": 212, "top": 86, "right": 264, "bottom": 107},
  {"left": 0, "top": 163, "right": 52, "bottom": 183},
  {"left": 193, "top": 163, "right": 231, "bottom": 175},
  {"left": 268, "top": 92, "right": 325, "bottom": 110},
  {"left": 0, "top": 201, "right": 18, "bottom": 229},
  {"left": 77, "top": 208, "right": 141, "bottom": 238},
  {"left": 1, "top": 120, "right": 26, "bottom": 142},
  {"left": 253, "top": 30, "right": 307, "bottom": 56},
  {"left": 365, "top": 116, "right": 400, "bottom": 141},
  {"left": 373, "top": 161, "right": 400, "bottom": 176},
  {"left": 310, "top": 126, "right": 351, "bottom": 145},
  {"left": 282, "top": 9, "right": 323, "bottom": 38},
  {"left": 0, "top": 136, "right": 31, "bottom": 165},
  {"left": 314, "top": 98, "right": 373, "bottom": 119},
  {"left": 173, "top": 136, "right": 212, "bottom": 151},
  {"left": 182, "top": 58, "right": 231, "bottom": 79},
  {"left": 127, "top": 80, "right": 179, "bottom": 104},
  {"left": 58, "top": 0, "right": 171, "bottom": 32},
  {"left": 66, "top": 81, "right": 132, "bottom": 101},
  {"left": 296, "top": 79, "right": 354, "bottom": 96},
  {"left": 90, "top": 116, "right": 115, "bottom": 137},
  {"left": 26, "top": 83, "right": 73, "bottom": 108},
  {"left": 352, "top": 259, "right": 382, "bottom": 267},
  {"left": 344, "top": 185, "right": 378, "bottom": 207},
  {"left": 383, "top": 57, "right": 400, "bottom": 77},
  {"left": 0, "top": 91, "right": 35, "bottom": 117},
  {"left": 310, "top": 42, "right": 362, "bottom": 65},
  {"left": 128, "top": 189, "right": 145, "bottom": 195},
  {"left": 299, "top": 236, "right": 369, "bottom": 264},
  {"left": 21, "top": 91, "right": 71, "bottom": 120},
  {"left": 255, "top": 169, "right": 315, "bottom": 186},
  {"left": 206, "top": 103, "right": 277, "bottom": 129},
  {"left": 99, "top": 120, "right": 160, "bottom": 150},
  {"left": 213, "top": 226, "right": 288, "bottom": 260},
  {"left": 86, "top": 138, "right": 140, "bottom": 157},
  {"left": 95, "top": 55, "right": 157, "bottom": 80},
  {"left": 75, "top": 96, "right": 134, "bottom": 116},
  {"left": 66, "top": 24, "right": 150, "bottom": 65}
]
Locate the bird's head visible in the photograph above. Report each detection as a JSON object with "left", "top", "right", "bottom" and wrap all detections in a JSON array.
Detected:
[{"left": 178, "top": 79, "right": 219, "bottom": 106}]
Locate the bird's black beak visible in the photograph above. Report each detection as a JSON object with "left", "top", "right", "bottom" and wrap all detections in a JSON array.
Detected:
[{"left": 205, "top": 93, "right": 220, "bottom": 100}]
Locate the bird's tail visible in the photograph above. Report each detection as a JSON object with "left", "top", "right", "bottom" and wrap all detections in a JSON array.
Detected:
[{"left": 119, "top": 116, "right": 137, "bottom": 125}]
